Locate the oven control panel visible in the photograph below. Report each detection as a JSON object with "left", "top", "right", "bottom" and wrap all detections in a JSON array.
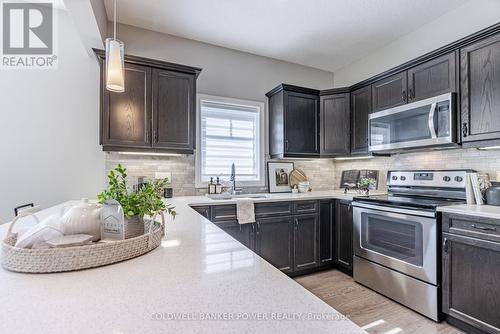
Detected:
[{"left": 387, "top": 170, "right": 468, "bottom": 189}]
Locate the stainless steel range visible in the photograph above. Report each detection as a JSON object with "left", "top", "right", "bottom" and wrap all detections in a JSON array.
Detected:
[{"left": 352, "top": 169, "right": 471, "bottom": 321}]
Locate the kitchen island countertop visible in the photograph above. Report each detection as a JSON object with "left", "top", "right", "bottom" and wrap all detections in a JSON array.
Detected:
[{"left": 0, "top": 191, "right": 367, "bottom": 334}]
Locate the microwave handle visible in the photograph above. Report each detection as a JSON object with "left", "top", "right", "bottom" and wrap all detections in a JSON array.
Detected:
[{"left": 428, "top": 102, "right": 437, "bottom": 138}]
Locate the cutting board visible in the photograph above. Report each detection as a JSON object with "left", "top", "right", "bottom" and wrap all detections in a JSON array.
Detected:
[{"left": 289, "top": 169, "right": 308, "bottom": 187}]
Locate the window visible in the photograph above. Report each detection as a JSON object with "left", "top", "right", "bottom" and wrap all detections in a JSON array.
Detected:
[{"left": 196, "top": 94, "right": 265, "bottom": 188}]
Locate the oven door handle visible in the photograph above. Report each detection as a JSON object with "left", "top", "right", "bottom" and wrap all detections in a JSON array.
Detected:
[
  {"left": 428, "top": 102, "right": 437, "bottom": 139},
  {"left": 352, "top": 201, "right": 436, "bottom": 218}
]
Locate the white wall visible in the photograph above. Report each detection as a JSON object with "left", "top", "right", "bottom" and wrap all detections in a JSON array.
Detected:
[
  {"left": 115, "top": 23, "right": 334, "bottom": 101},
  {"left": 333, "top": 0, "right": 500, "bottom": 87},
  {"left": 0, "top": 11, "right": 105, "bottom": 220}
]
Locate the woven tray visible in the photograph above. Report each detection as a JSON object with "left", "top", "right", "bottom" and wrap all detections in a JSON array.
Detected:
[{"left": 1, "top": 212, "right": 165, "bottom": 273}]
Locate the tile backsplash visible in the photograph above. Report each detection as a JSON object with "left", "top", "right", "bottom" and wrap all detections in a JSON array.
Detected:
[
  {"left": 106, "top": 147, "right": 500, "bottom": 196},
  {"left": 105, "top": 153, "right": 337, "bottom": 196},
  {"left": 333, "top": 148, "right": 500, "bottom": 191}
]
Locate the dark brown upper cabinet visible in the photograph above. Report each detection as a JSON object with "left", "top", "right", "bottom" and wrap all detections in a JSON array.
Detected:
[
  {"left": 372, "top": 52, "right": 457, "bottom": 112},
  {"left": 267, "top": 84, "right": 320, "bottom": 158},
  {"left": 102, "top": 62, "right": 152, "bottom": 149},
  {"left": 95, "top": 50, "right": 201, "bottom": 154},
  {"left": 460, "top": 33, "right": 500, "bottom": 146},
  {"left": 152, "top": 69, "right": 195, "bottom": 150},
  {"left": 350, "top": 85, "right": 371, "bottom": 154},
  {"left": 320, "top": 90, "right": 351, "bottom": 156},
  {"left": 371, "top": 72, "right": 407, "bottom": 112},
  {"left": 407, "top": 52, "right": 457, "bottom": 102}
]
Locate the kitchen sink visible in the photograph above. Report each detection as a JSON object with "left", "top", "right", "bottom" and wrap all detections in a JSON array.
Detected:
[{"left": 207, "top": 194, "right": 270, "bottom": 200}]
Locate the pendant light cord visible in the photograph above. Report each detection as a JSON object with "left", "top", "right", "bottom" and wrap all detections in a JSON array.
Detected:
[{"left": 113, "top": 0, "right": 117, "bottom": 40}]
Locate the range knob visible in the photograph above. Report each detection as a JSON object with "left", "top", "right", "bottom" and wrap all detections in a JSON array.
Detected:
[
  {"left": 400, "top": 176, "right": 406, "bottom": 181},
  {"left": 455, "top": 176, "right": 463, "bottom": 182},
  {"left": 443, "top": 176, "right": 451, "bottom": 182},
  {"left": 392, "top": 175, "right": 398, "bottom": 181}
]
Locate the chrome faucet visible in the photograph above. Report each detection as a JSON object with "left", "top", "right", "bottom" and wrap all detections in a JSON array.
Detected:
[{"left": 229, "top": 163, "right": 241, "bottom": 195}]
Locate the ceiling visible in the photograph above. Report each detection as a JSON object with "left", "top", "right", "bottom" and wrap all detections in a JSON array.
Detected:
[{"left": 104, "top": 0, "right": 468, "bottom": 72}]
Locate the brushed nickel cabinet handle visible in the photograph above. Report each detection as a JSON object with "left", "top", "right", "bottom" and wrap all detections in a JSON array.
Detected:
[
  {"left": 443, "top": 238, "right": 449, "bottom": 253},
  {"left": 471, "top": 224, "right": 496, "bottom": 231}
]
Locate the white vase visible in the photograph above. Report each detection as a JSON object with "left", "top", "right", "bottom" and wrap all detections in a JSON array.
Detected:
[{"left": 61, "top": 198, "right": 101, "bottom": 241}]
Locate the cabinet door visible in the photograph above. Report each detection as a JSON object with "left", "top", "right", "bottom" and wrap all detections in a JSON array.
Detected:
[
  {"left": 217, "top": 220, "right": 255, "bottom": 251},
  {"left": 320, "top": 93, "right": 350, "bottom": 156},
  {"left": 371, "top": 72, "right": 408, "bottom": 112},
  {"left": 255, "top": 216, "right": 293, "bottom": 273},
  {"left": 461, "top": 34, "right": 500, "bottom": 143},
  {"left": 350, "top": 86, "right": 371, "bottom": 154},
  {"left": 293, "top": 214, "right": 320, "bottom": 271},
  {"left": 408, "top": 52, "right": 457, "bottom": 102},
  {"left": 152, "top": 69, "right": 195, "bottom": 152},
  {"left": 319, "top": 200, "right": 335, "bottom": 266},
  {"left": 442, "top": 232, "right": 500, "bottom": 333},
  {"left": 284, "top": 91, "right": 319, "bottom": 155},
  {"left": 102, "top": 62, "right": 152, "bottom": 148},
  {"left": 335, "top": 200, "right": 353, "bottom": 272},
  {"left": 268, "top": 91, "right": 284, "bottom": 156}
]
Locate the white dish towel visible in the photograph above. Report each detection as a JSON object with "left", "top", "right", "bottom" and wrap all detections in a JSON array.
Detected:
[{"left": 235, "top": 198, "right": 255, "bottom": 225}]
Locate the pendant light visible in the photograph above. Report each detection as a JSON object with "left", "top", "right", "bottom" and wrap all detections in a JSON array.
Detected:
[{"left": 105, "top": 0, "right": 125, "bottom": 92}]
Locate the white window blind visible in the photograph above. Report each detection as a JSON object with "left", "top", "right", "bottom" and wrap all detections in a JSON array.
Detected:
[{"left": 198, "top": 97, "right": 263, "bottom": 185}]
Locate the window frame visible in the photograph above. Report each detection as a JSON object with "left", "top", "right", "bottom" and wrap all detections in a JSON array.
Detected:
[{"left": 195, "top": 94, "right": 266, "bottom": 189}]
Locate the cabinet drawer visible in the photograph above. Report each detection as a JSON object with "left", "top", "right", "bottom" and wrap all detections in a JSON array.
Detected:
[
  {"left": 191, "top": 206, "right": 210, "bottom": 219},
  {"left": 255, "top": 202, "right": 293, "bottom": 218},
  {"left": 294, "top": 200, "right": 319, "bottom": 214},
  {"left": 442, "top": 214, "right": 500, "bottom": 242},
  {"left": 210, "top": 205, "right": 237, "bottom": 222}
]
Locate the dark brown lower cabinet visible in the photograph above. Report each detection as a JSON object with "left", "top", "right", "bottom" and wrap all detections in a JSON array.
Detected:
[
  {"left": 442, "top": 231, "right": 500, "bottom": 334},
  {"left": 256, "top": 216, "right": 294, "bottom": 274},
  {"left": 216, "top": 220, "right": 255, "bottom": 251},
  {"left": 195, "top": 199, "right": 351, "bottom": 276},
  {"left": 335, "top": 200, "right": 353, "bottom": 272},
  {"left": 319, "top": 200, "right": 335, "bottom": 266},
  {"left": 293, "top": 214, "right": 320, "bottom": 271},
  {"left": 192, "top": 206, "right": 210, "bottom": 219}
]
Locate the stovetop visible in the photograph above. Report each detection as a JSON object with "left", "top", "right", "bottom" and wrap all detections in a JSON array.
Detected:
[{"left": 354, "top": 194, "right": 465, "bottom": 211}]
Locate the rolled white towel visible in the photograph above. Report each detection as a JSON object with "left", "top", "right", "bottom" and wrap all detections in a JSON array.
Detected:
[{"left": 235, "top": 198, "right": 255, "bottom": 224}]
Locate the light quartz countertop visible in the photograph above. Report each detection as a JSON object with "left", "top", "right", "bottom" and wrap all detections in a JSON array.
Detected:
[
  {"left": 0, "top": 191, "right": 369, "bottom": 334},
  {"left": 187, "top": 189, "right": 383, "bottom": 206},
  {"left": 437, "top": 204, "right": 500, "bottom": 221}
]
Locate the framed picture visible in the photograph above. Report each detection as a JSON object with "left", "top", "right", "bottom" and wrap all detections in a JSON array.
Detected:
[{"left": 267, "top": 161, "right": 294, "bottom": 193}]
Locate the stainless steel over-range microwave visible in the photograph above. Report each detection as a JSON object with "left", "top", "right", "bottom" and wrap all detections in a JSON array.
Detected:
[{"left": 368, "top": 92, "right": 457, "bottom": 153}]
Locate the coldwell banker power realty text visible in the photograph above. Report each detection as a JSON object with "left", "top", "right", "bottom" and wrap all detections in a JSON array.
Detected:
[{"left": 1, "top": 1, "right": 57, "bottom": 69}]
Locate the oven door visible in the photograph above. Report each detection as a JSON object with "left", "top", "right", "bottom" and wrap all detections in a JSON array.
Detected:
[
  {"left": 369, "top": 92, "right": 455, "bottom": 152},
  {"left": 353, "top": 202, "right": 437, "bottom": 285}
]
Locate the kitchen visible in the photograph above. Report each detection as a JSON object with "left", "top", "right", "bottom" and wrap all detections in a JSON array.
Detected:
[{"left": 1, "top": 0, "right": 500, "bottom": 333}]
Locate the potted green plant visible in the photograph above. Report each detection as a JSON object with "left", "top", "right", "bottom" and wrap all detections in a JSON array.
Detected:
[
  {"left": 357, "top": 177, "right": 377, "bottom": 195},
  {"left": 98, "top": 164, "right": 176, "bottom": 238}
]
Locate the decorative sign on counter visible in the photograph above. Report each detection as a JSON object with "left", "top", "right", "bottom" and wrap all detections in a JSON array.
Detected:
[
  {"left": 340, "top": 170, "right": 379, "bottom": 190},
  {"left": 100, "top": 199, "right": 125, "bottom": 240}
]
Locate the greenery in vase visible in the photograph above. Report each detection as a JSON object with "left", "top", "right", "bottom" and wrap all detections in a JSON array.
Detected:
[
  {"left": 98, "top": 164, "right": 176, "bottom": 219},
  {"left": 358, "top": 177, "right": 377, "bottom": 190}
]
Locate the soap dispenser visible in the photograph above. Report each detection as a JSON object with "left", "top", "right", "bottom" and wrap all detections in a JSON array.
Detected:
[
  {"left": 215, "top": 177, "right": 222, "bottom": 194},
  {"left": 208, "top": 177, "right": 216, "bottom": 194}
]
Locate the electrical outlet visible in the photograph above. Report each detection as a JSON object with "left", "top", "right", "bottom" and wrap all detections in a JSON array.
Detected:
[{"left": 155, "top": 172, "right": 172, "bottom": 183}]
